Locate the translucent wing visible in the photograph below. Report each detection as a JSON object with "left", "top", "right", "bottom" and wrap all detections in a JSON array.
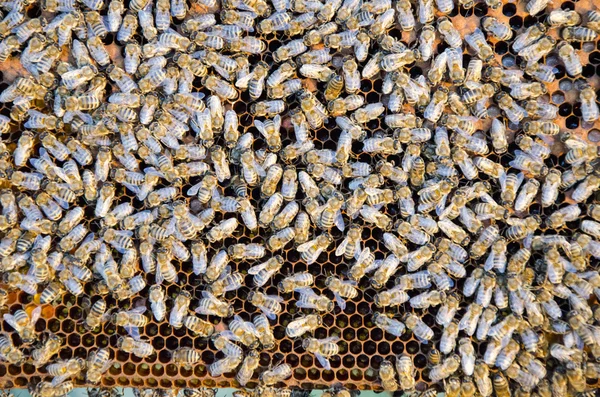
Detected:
[
  {"left": 124, "top": 326, "right": 141, "bottom": 340},
  {"left": 248, "top": 262, "right": 268, "bottom": 275},
  {"left": 30, "top": 306, "right": 42, "bottom": 324},
  {"left": 186, "top": 181, "right": 203, "bottom": 196},
  {"left": 273, "top": 115, "right": 281, "bottom": 132},
  {"left": 335, "top": 238, "right": 349, "bottom": 257},
  {"left": 219, "top": 330, "right": 240, "bottom": 341},
  {"left": 334, "top": 293, "right": 346, "bottom": 311},
  {"left": 261, "top": 307, "right": 277, "bottom": 320},
  {"left": 295, "top": 301, "right": 315, "bottom": 309},
  {"left": 335, "top": 211, "right": 345, "bottom": 232},
  {"left": 354, "top": 244, "right": 363, "bottom": 260},
  {"left": 296, "top": 287, "right": 316, "bottom": 297},
  {"left": 155, "top": 264, "right": 164, "bottom": 284},
  {"left": 306, "top": 248, "right": 323, "bottom": 265},
  {"left": 296, "top": 241, "right": 314, "bottom": 252},
  {"left": 201, "top": 291, "right": 216, "bottom": 300},
  {"left": 143, "top": 167, "right": 166, "bottom": 178},
  {"left": 254, "top": 120, "right": 266, "bottom": 138},
  {"left": 3, "top": 314, "right": 18, "bottom": 330},
  {"left": 268, "top": 295, "right": 284, "bottom": 303},
  {"left": 235, "top": 72, "right": 254, "bottom": 89},
  {"left": 315, "top": 352, "right": 332, "bottom": 370},
  {"left": 129, "top": 306, "right": 147, "bottom": 315}
]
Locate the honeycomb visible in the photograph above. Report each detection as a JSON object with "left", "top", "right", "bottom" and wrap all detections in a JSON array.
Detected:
[{"left": 0, "top": 0, "right": 599, "bottom": 394}]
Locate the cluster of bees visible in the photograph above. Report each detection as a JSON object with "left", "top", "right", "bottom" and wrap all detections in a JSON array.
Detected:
[{"left": 0, "top": 0, "right": 599, "bottom": 394}]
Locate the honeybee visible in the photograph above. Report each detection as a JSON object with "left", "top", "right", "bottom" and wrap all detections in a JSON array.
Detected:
[
  {"left": 3, "top": 306, "right": 41, "bottom": 344},
  {"left": 370, "top": 312, "right": 404, "bottom": 337},
  {"left": 253, "top": 314, "right": 276, "bottom": 350},
  {"left": 0, "top": 333, "right": 24, "bottom": 365},
  {"left": 118, "top": 336, "right": 155, "bottom": 358},
  {"left": 112, "top": 307, "right": 148, "bottom": 339},
  {"left": 429, "top": 354, "right": 461, "bottom": 382},
  {"left": 379, "top": 360, "right": 399, "bottom": 391},
  {"left": 209, "top": 355, "right": 243, "bottom": 377},
  {"left": 85, "top": 348, "right": 112, "bottom": 384},
  {"left": 403, "top": 313, "right": 433, "bottom": 343},
  {"left": 303, "top": 337, "right": 339, "bottom": 370},
  {"left": 260, "top": 363, "right": 292, "bottom": 386},
  {"left": 169, "top": 290, "right": 191, "bottom": 329},
  {"left": 30, "top": 333, "right": 62, "bottom": 367},
  {"left": 236, "top": 350, "right": 260, "bottom": 386},
  {"left": 286, "top": 314, "right": 322, "bottom": 338}
]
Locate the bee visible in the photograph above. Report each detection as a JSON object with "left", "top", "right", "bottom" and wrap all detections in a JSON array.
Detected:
[
  {"left": 183, "top": 316, "right": 215, "bottom": 337},
  {"left": 169, "top": 290, "right": 191, "bottom": 329},
  {"left": 563, "top": 26, "right": 599, "bottom": 41},
  {"left": 260, "top": 363, "right": 292, "bottom": 386},
  {"left": 113, "top": 307, "right": 148, "bottom": 338},
  {"left": 286, "top": 314, "right": 321, "bottom": 338},
  {"left": 370, "top": 313, "right": 405, "bottom": 340},
  {"left": 196, "top": 291, "right": 233, "bottom": 317},
  {"left": 403, "top": 313, "right": 433, "bottom": 343},
  {"left": 482, "top": 17, "right": 512, "bottom": 40},
  {"left": 206, "top": 218, "right": 238, "bottom": 243},
  {"left": 3, "top": 305, "right": 41, "bottom": 344},
  {"left": 82, "top": 298, "right": 109, "bottom": 330},
  {"left": 379, "top": 360, "right": 399, "bottom": 391},
  {"left": 276, "top": 272, "right": 313, "bottom": 294},
  {"left": 303, "top": 337, "right": 339, "bottom": 370},
  {"left": 324, "top": 30, "right": 359, "bottom": 49},
  {"left": 297, "top": 233, "right": 333, "bottom": 264},
  {"left": 579, "top": 84, "right": 600, "bottom": 122},
  {"left": 253, "top": 314, "right": 276, "bottom": 350},
  {"left": 325, "top": 276, "right": 358, "bottom": 310},
  {"left": 228, "top": 243, "right": 266, "bottom": 261},
  {"left": 209, "top": 355, "right": 242, "bottom": 377},
  {"left": 236, "top": 350, "right": 260, "bottom": 386},
  {"left": 0, "top": 333, "right": 24, "bottom": 365},
  {"left": 118, "top": 336, "right": 155, "bottom": 358},
  {"left": 248, "top": 291, "right": 283, "bottom": 320},
  {"left": 429, "top": 354, "right": 461, "bottom": 382}
]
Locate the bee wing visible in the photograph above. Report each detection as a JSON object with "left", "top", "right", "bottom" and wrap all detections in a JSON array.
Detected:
[
  {"left": 321, "top": 336, "right": 341, "bottom": 343},
  {"left": 261, "top": 307, "right": 277, "bottom": 321},
  {"left": 435, "top": 194, "right": 448, "bottom": 217},
  {"left": 295, "top": 300, "right": 315, "bottom": 310},
  {"left": 186, "top": 181, "right": 203, "bottom": 196},
  {"left": 30, "top": 305, "right": 42, "bottom": 324},
  {"left": 155, "top": 264, "right": 164, "bottom": 285},
  {"left": 129, "top": 306, "right": 147, "bottom": 315},
  {"left": 296, "top": 241, "right": 314, "bottom": 252},
  {"left": 164, "top": 217, "right": 177, "bottom": 236},
  {"left": 269, "top": 295, "right": 284, "bottom": 303},
  {"left": 201, "top": 290, "right": 216, "bottom": 300},
  {"left": 219, "top": 330, "right": 240, "bottom": 341},
  {"left": 314, "top": 352, "right": 332, "bottom": 371},
  {"left": 216, "top": 266, "right": 232, "bottom": 281},
  {"left": 248, "top": 263, "right": 268, "bottom": 275},
  {"left": 306, "top": 247, "right": 323, "bottom": 265},
  {"left": 118, "top": 230, "right": 135, "bottom": 237},
  {"left": 189, "top": 92, "right": 205, "bottom": 101},
  {"left": 143, "top": 167, "right": 166, "bottom": 178},
  {"left": 273, "top": 115, "right": 281, "bottom": 132},
  {"left": 235, "top": 72, "right": 254, "bottom": 89},
  {"left": 254, "top": 120, "right": 267, "bottom": 138},
  {"left": 335, "top": 238, "right": 349, "bottom": 257},
  {"left": 354, "top": 244, "right": 364, "bottom": 260},
  {"left": 124, "top": 326, "right": 141, "bottom": 340},
  {"left": 3, "top": 313, "right": 18, "bottom": 330},
  {"left": 364, "top": 187, "right": 383, "bottom": 196},
  {"left": 51, "top": 374, "right": 70, "bottom": 387},
  {"left": 295, "top": 287, "right": 316, "bottom": 297},
  {"left": 333, "top": 293, "right": 346, "bottom": 311},
  {"left": 334, "top": 210, "right": 345, "bottom": 232}
]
